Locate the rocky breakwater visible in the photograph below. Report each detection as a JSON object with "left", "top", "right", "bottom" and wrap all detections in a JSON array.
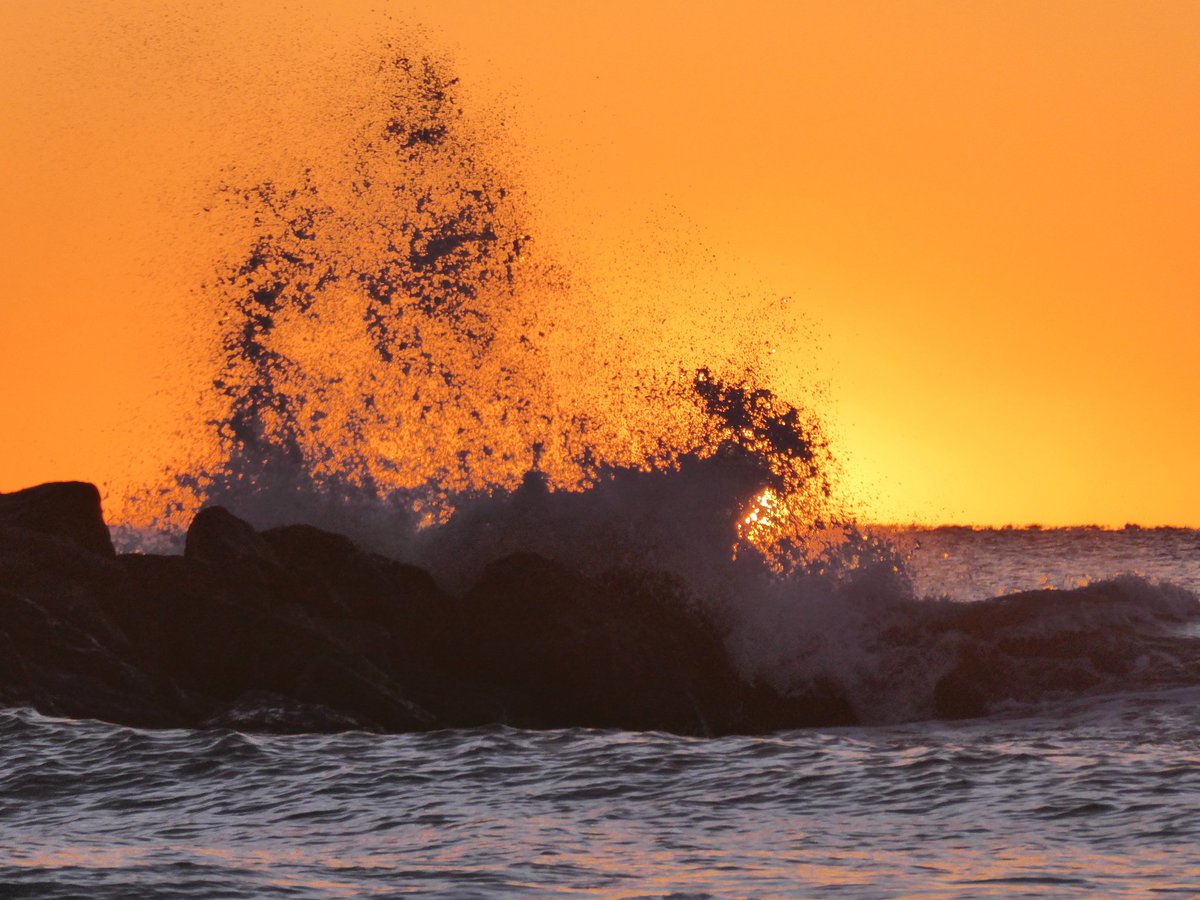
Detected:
[
  {"left": 0, "top": 481, "right": 852, "bottom": 734},
  {"left": 3, "top": 481, "right": 1200, "bottom": 734}
]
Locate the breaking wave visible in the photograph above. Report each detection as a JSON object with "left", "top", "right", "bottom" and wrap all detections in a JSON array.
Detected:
[
  {"left": 108, "top": 45, "right": 1200, "bottom": 726},
  {"left": 124, "top": 46, "right": 851, "bottom": 577}
]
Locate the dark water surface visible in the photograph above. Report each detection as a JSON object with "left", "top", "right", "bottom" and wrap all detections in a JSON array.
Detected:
[
  {"left": 3, "top": 528, "right": 1199, "bottom": 898},
  {"left": 3, "top": 692, "right": 1199, "bottom": 898}
]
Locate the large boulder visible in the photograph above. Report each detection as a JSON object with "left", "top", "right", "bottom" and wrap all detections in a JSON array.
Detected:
[
  {"left": 444, "top": 552, "right": 748, "bottom": 734},
  {"left": 0, "top": 481, "right": 115, "bottom": 558},
  {"left": 185, "top": 505, "right": 278, "bottom": 566},
  {"left": 261, "top": 523, "right": 449, "bottom": 627},
  {"left": 0, "top": 521, "right": 183, "bottom": 726},
  {"left": 0, "top": 586, "right": 184, "bottom": 727},
  {"left": 107, "top": 548, "right": 434, "bottom": 732}
]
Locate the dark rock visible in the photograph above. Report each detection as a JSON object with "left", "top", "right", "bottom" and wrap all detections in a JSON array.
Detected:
[
  {"left": 0, "top": 586, "right": 186, "bottom": 727},
  {"left": 8, "top": 478, "right": 1198, "bottom": 736},
  {"left": 0, "top": 521, "right": 119, "bottom": 599},
  {"left": 185, "top": 506, "right": 278, "bottom": 566},
  {"left": 262, "top": 523, "right": 449, "bottom": 626},
  {"left": 0, "top": 522, "right": 178, "bottom": 725},
  {"left": 446, "top": 552, "right": 749, "bottom": 734},
  {"left": 0, "top": 481, "right": 115, "bottom": 558},
  {"left": 105, "top": 553, "right": 433, "bottom": 731}
]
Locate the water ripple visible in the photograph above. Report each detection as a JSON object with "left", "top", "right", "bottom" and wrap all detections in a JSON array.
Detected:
[{"left": 3, "top": 690, "right": 1200, "bottom": 896}]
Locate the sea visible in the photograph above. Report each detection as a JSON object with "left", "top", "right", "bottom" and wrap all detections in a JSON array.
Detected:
[{"left": 3, "top": 526, "right": 1198, "bottom": 898}]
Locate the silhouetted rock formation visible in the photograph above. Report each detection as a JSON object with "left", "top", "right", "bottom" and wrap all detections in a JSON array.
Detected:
[
  {"left": 0, "top": 481, "right": 115, "bottom": 557},
  {"left": 0, "top": 482, "right": 801, "bottom": 734},
  {"left": 1, "top": 481, "right": 1199, "bottom": 734},
  {"left": 447, "top": 553, "right": 748, "bottom": 732}
]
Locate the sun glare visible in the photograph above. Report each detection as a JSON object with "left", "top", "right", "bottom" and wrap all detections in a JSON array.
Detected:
[{"left": 739, "top": 488, "right": 779, "bottom": 544}]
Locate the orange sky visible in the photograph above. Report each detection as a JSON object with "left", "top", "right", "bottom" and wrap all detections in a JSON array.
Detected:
[{"left": 1, "top": 1, "right": 1198, "bottom": 526}]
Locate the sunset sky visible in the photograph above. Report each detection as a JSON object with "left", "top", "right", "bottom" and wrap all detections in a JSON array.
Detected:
[{"left": 1, "top": 1, "right": 1197, "bottom": 526}]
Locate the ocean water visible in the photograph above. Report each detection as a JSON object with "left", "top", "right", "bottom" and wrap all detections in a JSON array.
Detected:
[
  {"left": 3, "top": 528, "right": 1199, "bottom": 898},
  {"left": 905, "top": 526, "right": 1200, "bottom": 600}
]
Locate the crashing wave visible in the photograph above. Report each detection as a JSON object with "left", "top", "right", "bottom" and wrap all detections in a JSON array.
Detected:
[{"left": 63, "top": 45, "right": 1199, "bottom": 734}]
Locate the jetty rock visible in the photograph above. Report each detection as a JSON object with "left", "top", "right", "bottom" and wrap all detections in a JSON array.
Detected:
[
  {"left": 0, "top": 481, "right": 115, "bottom": 558},
  {"left": 0, "top": 481, "right": 845, "bottom": 734},
  {"left": 6, "top": 480, "right": 1194, "bottom": 734}
]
